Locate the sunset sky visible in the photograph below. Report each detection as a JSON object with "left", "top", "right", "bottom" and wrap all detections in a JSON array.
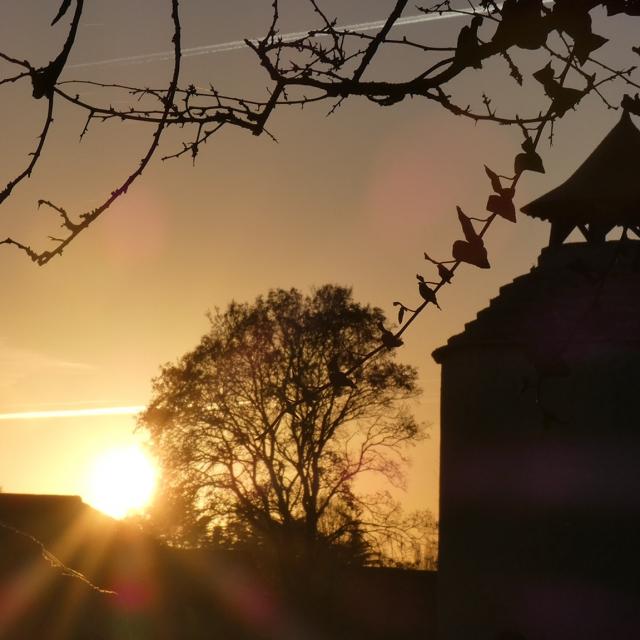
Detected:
[{"left": 0, "top": 1, "right": 637, "bottom": 517}]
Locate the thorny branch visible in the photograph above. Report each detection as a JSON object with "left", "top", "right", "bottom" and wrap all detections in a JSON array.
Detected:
[
  {"left": 1, "top": 0, "right": 182, "bottom": 264},
  {"left": 2, "top": 1, "right": 640, "bottom": 416}
]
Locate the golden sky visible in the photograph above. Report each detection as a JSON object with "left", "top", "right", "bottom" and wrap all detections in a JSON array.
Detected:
[{"left": 0, "top": 1, "right": 637, "bottom": 516}]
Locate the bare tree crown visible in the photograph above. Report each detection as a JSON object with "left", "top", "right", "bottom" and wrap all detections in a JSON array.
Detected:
[{"left": 139, "top": 285, "right": 431, "bottom": 565}]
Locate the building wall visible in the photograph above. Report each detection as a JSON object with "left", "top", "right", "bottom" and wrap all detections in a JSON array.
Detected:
[{"left": 437, "top": 342, "right": 640, "bottom": 640}]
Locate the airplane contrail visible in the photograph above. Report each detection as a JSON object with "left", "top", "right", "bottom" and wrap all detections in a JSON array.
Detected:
[
  {"left": 0, "top": 405, "right": 145, "bottom": 421},
  {"left": 68, "top": 12, "right": 455, "bottom": 69},
  {"left": 70, "top": 1, "right": 549, "bottom": 70}
]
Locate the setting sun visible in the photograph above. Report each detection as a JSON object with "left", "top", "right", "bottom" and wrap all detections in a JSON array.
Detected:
[{"left": 85, "top": 445, "right": 158, "bottom": 519}]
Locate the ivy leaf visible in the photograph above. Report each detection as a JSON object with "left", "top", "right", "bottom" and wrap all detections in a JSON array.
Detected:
[
  {"left": 484, "top": 165, "right": 502, "bottom": 193},
  {"left": 551, "top": 85, "right": 585, "bottom": 117},
  {"left": 417, "top": 276, "right": 440, "bottom": 309},
  {"left": 574, "top": 32, "right": 609, "bottom": 65},
  {"left": 51, "top": 0, "right": 72, "bottom": 26},
  {"left": 605, "top": 0, "right": 626, "bottom": 15},
  {"left": 533, "top": 62, "right": 584, "bottom": 116},
  {"left": 438, "top": 263, "right": 454, "bottom": 284},
  {"left": 457, "top": 206, "right": 478, "bottom": 243},
  {"left": 452, "top": 239, "right": 490, "bottom": 269},
  {"left": 393, "top": 301, "right": 406, "bottom": 325},
  {"left": 552, "top": 2, "right": 608, "bottom": 64},
  {"left": 532, "top": 61, "right": 555, "bottom": 86},
  {"left": 454, "top": 15, "right": 483, "bottom": 69},
  {"left": 378, "top": 321, "right": 403, "bottom": 349},
  {"left": 453, "top": 207, "right": 490, "bottom": 269},
  {"left": 487, "top": 194, "right": 517, "bottom": 222},
  {"left": 492, "top": 0, "right": 547, "bottom": 50},
  {"left": 514, "top": 139, "right": 545, "bottom": 174}
]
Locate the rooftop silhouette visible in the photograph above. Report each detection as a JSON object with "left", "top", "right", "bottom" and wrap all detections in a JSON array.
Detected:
[{"left": 521, "top": 110, "right": 640, "bottom": 245}]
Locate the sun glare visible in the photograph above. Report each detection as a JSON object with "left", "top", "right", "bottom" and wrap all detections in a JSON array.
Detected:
[{"left": 85, "top": 445, "right": 158, "bottom": 519}]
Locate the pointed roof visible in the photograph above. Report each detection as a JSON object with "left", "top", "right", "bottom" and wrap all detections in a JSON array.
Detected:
[{"left": 521, "top": 111, "right": 640, "bottom": 228}]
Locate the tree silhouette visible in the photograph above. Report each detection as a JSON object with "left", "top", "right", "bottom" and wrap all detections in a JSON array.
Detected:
[{"left": 139, "top": 285, "right": 431, "bottom": 567}]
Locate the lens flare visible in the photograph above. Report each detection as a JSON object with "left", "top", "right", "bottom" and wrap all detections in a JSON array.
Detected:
[{"left": 85, "top": 445, "right": 157, "bottom": 519}]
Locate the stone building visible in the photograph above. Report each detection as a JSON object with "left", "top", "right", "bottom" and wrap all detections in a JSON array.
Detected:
[{"left": 433, "top": 111, "right": 640, "bottom": 639}]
